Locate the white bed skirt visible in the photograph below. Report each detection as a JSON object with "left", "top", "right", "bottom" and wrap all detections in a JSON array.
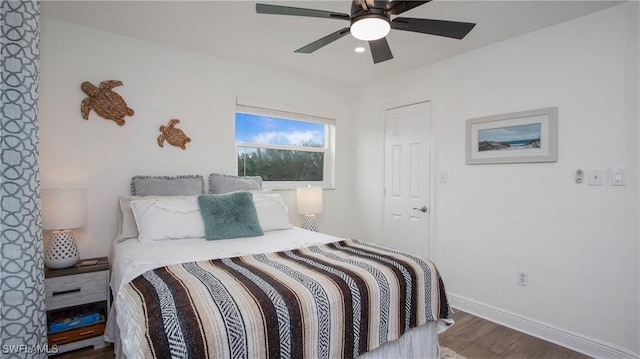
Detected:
[{"left": 359, "top": 320, "right": 450, "bottom": 359}]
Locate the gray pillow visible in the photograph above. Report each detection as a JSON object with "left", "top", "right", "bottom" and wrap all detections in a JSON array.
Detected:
[
  {"left": 208, "top": 173, "right": 262, "bottom": 194},
  {"left": 131, "top": 175, "right": 204, "bottom": 196},
  {"left": 197, "top": 192, "right": 264, "bottom": 240}
]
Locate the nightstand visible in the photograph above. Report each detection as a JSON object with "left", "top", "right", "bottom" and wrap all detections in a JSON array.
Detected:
[{"left": 44, "top": 257, "right": 110, "bottom": 354}]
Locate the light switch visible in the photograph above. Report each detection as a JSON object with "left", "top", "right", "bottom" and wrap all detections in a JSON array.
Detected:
[
  {"left": 612, "top": 168, "right": 626, "bottom": 186},
  {"left": 439, "top": 171, "right": 448, "bottom": 183},
  {"left": 589, "top": 169, "right": 604, "bottom": 186}
]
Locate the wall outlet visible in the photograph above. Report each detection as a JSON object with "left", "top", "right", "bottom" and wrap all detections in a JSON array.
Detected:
[{"left": 517, "top": 271, "right": 529, "bottom": 286}]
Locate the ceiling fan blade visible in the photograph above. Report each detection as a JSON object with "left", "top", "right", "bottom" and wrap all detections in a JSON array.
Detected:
[
  {"left": 295, "top": 27, "right": 351, "bottom": 54},
  {"left": 384, "top": 1, "right": 431, "bottom": 15},
  {"left": 256, "top": 4, "right": 350, "bottom": 20},
  {"left": 391, "top": 18, "right": 476, "bottom": 39},
  {"left": 369, "top": 37, "right": 393, "bottom": 64}
]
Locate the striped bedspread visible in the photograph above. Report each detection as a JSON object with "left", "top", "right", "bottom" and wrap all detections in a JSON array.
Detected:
[{"left": 118, "top": 239, "right": 452, "bottom": 359}]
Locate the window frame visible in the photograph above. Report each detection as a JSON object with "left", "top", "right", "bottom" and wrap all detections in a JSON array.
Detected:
[{"left": 235, "top": 99, "right": 335, "bottom": 190}]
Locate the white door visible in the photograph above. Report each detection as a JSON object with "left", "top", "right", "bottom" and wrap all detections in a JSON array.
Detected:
[{"left": 383, "top": 101, "right": 431, "bottom": 258}]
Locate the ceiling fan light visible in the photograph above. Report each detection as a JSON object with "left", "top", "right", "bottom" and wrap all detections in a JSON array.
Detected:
[{"left": 351, "top": 16, "right": 390, "bottom": 41}]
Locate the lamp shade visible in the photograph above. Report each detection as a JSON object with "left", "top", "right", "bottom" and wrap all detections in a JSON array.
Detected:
[
  {"left": 296, "top": 186, "right": 323, "bottom": 215},
  {"left": 42, "top": 188, "right": 87, "bottom": 230}
]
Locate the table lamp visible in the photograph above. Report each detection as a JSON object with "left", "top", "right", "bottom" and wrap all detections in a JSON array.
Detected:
[
  {"left": 296, "top": 186, "right": 323, "bottom": 232},
  {"left": 42, "top": 188, "right": 86, "bottom": 269}
]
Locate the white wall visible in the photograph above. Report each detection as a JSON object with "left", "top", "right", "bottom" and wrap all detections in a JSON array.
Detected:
[
  {"left": 352, "top": 2, "right": 639, "bottom": 357},
  {"left": 38, "top": 18, "right": 356, "bottom": 259}
]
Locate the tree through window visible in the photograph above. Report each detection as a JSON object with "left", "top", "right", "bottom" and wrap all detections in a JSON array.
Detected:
[{"left": 235, "top": 106, "right": 334, "bottom": 188}]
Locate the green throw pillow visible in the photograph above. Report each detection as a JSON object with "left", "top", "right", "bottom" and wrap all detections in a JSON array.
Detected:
[{"left": 197, "top": 192, "right": 264, "bottom": 240}]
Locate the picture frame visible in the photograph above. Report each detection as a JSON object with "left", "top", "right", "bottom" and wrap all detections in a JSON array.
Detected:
[{"left": 465, "top": 107, "right": 558, "bottom": 164}]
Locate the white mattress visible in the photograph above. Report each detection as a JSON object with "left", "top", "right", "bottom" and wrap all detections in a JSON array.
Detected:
[{"left": 106, "top": 227, "right": 450, "bottom": 358}]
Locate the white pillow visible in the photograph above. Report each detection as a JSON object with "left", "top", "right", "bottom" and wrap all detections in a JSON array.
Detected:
[
  {"left": 116, "top": 195, "right": 162, "bottom": 241},
  {"left": 252, "top": 193, "right": 292, "bottom": 232},
  {"left": 130, "top": 196, "right": 205, "bottom": 242},
  {"left": 117, "top": 195, "right": 182, "bottom": 241}
]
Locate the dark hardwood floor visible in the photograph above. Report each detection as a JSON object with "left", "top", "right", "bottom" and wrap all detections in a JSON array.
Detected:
[
  {"left": 438, "top": 310, "right": 591, "bottom": 359},
  {"left": 53, "top": 344, "right": 114, "bottom": 359},
  {"left": 53, "top": 309, "right": 591, "bottom": 358}
]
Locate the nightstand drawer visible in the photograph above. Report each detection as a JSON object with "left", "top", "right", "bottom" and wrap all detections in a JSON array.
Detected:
[
  {"left": 48, "top": 322, "right": 106, "bottom": 346},
  {"left": 45, "top": 271, "right": 108, "bottom": 310}
]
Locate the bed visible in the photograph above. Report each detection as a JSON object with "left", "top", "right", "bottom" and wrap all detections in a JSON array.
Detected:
[{"left": 104, "top": 175, "right": 453, "bottom": 358}]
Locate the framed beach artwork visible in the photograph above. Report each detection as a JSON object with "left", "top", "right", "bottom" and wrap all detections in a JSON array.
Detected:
[{"left": 465, "top": 107, "right": 558, "bottom": 164}]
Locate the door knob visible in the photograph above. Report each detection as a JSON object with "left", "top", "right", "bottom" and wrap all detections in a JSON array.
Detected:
[{"left": 413, "top": 206, "right": 428, "bottom": 213}]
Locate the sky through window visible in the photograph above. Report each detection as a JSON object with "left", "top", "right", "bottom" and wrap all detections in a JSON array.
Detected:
[{"left": 236, "top": 112, "right": 324, "bottom": 147}]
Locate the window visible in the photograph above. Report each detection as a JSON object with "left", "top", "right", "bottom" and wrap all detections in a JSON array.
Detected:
[{"left": 236, "top": 103, "right": 335, "bottom": 189}]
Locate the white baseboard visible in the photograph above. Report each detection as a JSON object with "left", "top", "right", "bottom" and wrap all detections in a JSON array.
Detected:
[{"left": 448, "top": 293, "right": 638, "bottom": 359}]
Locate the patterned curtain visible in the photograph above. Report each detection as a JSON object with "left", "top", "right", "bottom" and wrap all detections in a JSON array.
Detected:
[{"left": 1, "top": 1, "right": 46, "bottom": 358}]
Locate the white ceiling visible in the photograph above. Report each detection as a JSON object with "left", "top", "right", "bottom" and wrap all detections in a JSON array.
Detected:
[{"left": 41, "top": 0, "right": 622, "bottom": 87}]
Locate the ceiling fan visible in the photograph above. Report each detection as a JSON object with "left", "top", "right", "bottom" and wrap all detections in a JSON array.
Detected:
[{"left": 256, "top": 0, "right": 476, "bottom": 64}]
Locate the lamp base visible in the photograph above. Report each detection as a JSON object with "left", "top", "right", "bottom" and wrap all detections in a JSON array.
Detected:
[
  {"left": 302, "top": 214, "right": 318, "bottom": 232},
  {"left": 44, "top": 230, "right": 79, "bottom": 269}
]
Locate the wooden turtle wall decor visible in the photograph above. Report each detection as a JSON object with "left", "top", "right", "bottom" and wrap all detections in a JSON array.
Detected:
[
  {"left": 81, "top": 80, "right": 134, "bottom": 126},
  {"left": 158, "top": 119, "right": 191, "bottom": 150}
]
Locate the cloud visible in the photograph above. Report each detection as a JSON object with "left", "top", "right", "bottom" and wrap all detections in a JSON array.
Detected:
[{"left": 253, "top": 130, "right": 321, "bottom": 146}]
